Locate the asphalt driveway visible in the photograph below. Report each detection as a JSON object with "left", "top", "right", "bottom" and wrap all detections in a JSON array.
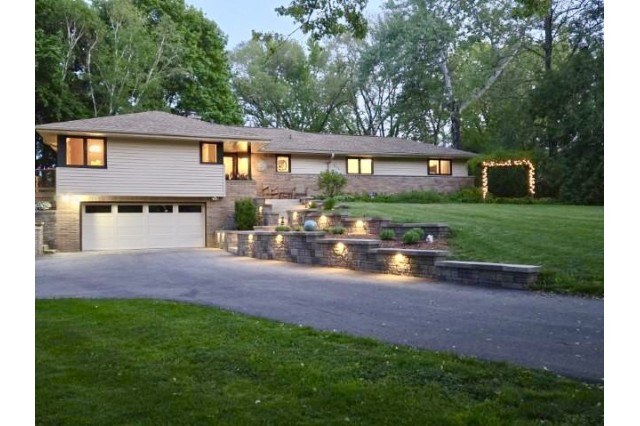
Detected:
[{"left": 36, "top": 248, "right": 603, "bottom": 382}]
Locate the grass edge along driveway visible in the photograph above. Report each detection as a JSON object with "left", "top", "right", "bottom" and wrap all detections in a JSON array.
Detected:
[
  {"left": 345, "top": 203, "right": 603, "bottom": 297},
  {"left": 36, "top": 299, "right": 604, "bottom": 425}
]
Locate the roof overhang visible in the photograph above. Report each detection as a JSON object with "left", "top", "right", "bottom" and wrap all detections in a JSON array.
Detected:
[
  {"left": 37, "top": 129, "right": 270, "bottom": 151},
  {"left": 256, "top": 147, "right": 476, "bottom": 160}
]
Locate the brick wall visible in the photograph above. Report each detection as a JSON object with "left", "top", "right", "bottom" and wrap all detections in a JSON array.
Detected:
[
  {"left": 35, "top": 224, "right": 44, "bottom": 256},
  {"left": 35, "top": 210, "right": 57, "bottom": 248}
]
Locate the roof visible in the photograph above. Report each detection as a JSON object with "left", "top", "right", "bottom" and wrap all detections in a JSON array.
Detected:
[
  {"left": 240, "top": 127, "right": 476, "bottom": 159},
  {"left": 35, "top": 111, "right": 265, "bottom": 141}
]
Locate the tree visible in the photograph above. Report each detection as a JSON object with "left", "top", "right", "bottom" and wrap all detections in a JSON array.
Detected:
[
  {"left": 231, "top": 38, "right": 353, "bottom": 131},
  {"left": 275, "top": 0, "right": 368, "bottom": 40}
]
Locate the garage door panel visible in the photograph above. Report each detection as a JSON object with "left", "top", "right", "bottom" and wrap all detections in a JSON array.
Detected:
[{"left": 82, "top": 203, "right": 204, "bottom": 251}]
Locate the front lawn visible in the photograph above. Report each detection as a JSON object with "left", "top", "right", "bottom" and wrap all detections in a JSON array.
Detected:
[
  {"left": 344, "top": 203, "right": 603, "bottom": 296},
  {"left": 36, "top": 299, "right": 603, "bottom": 425}
]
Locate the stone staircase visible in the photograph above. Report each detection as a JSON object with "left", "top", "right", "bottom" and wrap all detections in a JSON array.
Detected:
[{"left": 260, "top": 198, "right": 306, "bottom": 226}]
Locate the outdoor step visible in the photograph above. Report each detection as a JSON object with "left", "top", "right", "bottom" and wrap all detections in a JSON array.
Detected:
[{"left": 43, "top": 248, "right": 58, "bottom": 255}]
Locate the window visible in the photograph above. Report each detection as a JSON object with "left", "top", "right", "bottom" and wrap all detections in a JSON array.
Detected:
[
  {"left": 179, "top": 205, "right": 202, "bottom": 213},
  {"left": 224, "top": 154, "right": 251, "bottom": 180},
  {"left": 347, "top": 157, "right": 373, "bottom": 175},
  {"left": 149, "top": 205, "right": 173, "bottom": 213},
  {"left": 63, "top": 137, "right": 106, "bottom": 168},
  {"left": 85, "top": 205, "right": 112, "bottom": 214},
  {"left": 428, "top": 159, "right": 452, "bottom": 176},
  {"left": 118, "top": 205, "right": 143, "bottom": 213},
  {"left": 201, "top": 142, "right": 222, "bottom": 164},
  {"left": 276, "top": 155, "right": 291, "bottom": 173}
]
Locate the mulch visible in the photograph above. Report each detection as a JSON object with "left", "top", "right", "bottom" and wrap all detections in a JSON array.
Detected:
[{"left": 331, "top": 234, "right": 449, "bottom": 251}]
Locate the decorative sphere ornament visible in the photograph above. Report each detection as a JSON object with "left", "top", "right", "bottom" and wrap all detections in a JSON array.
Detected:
[{"left": 303, "top": 220, "right": 318, "bottom": 231}]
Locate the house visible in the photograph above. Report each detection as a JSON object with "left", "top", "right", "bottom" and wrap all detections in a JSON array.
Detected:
[{"left": 35, "top": 111, "right": 475, "bottom": 252}]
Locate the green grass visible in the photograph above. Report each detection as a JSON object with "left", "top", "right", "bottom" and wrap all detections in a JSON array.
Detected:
[
  {"left": 345, "top": 203, "right": 604, "bottom": 296},
  {"left": 37, "top": 299, "right": 603, "bottom": 425}
]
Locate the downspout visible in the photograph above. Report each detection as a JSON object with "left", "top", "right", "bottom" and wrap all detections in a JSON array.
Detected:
[{"left": 326, "top": 152, "right": 335, "bottom": 170}]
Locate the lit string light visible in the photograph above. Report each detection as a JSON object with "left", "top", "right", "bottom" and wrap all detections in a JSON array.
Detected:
[{"left": 481, "top": 159, "right": 535, "bottom": 200}]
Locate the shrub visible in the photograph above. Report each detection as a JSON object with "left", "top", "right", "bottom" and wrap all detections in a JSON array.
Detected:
[
  {"left": 308, "top": 201, "right": 317, "bottom": 209},
  {"left": 318, "top": 170, "right": 347, "bottom": 198},
  {"left": 323, "top": 197, "right": 336, "bottom": 211},
  {"left": 275, "top": 225, "right": 291, "bottom": 232},
  {"left": 234, "top": 199, "right": 258, "bottom": 230},
  {"left": 326, "top": 226, "right": 346, "bottom": 235},
  {"left": 293, "top": 225, "right": 303, "bottom": 231},
  {"left": 409, "top": 227, "right": 425, "bottom": 240},
  {"left": 448, "top": 187, "right": 484, "bottom": 203},
  {"left": 379, "top": 229, "right": 395, "bottom": 240},
  {"left": 402, "top": 230, "right": 422, "bottom": 244}
]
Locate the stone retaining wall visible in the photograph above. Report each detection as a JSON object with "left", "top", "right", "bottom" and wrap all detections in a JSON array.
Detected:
[
  {"left": 35, "top": 210, "right": 57, "bottom": 248},
  {"left": 217, "top": 231, "right": 540, "bottom": 289},
  {"left": 435, "top": 261, "right": 541, "bottom": 290}
]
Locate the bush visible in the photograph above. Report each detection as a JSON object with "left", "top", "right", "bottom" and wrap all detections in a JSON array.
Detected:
[
  {"left": 275, "top": 225, "right": 291, "bottom": 232},
  {"left": 409, "top": 227, "right": 425, "bottom": 240},
  {"left": 402, "top": 230, "right": 422, "bottom": 244},
  {"left": 234, "top": 199, "right": 258, "bottom": 230},
  {"left": 308, "top": 201, "right": 317, "bottom": 209},
  {"left": 318, "top": 170, "right": 347, "bottom": 198},
  {"left": 293, "top": 225, "right": 303, "bottom": 231},
  {"left": 449, "top": 187, "right": 484, "bottom": 203},
  {"left": 379, "top": 229, "right": 396, "bottom": 240},
  {"left": 323, "top": 197, "right": 336, "bottom": 211},
  {"left": 326, "top": 226, "right": 346, "bottom": 235}
]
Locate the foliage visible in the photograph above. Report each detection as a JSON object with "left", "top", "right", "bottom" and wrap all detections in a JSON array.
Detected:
[
  {"left": 275, "top": 225, "right": 291, "bottom": 232},
  {"left": 379, "top": 229, "right": 396, "bottom": 241},
  {"left": 231, "top": 38, "right": 353, "bottom": 131},
  {"left": 347, "top": 202, "right": 603, "bottom": 296},
  {"left": 326, "top": 226, "right": 346, "bottom": 235},
  {"left": 35, "top": 0, "right": 241, "bottom": 167},
  {"left": 36, "top": 299, "right": 604, "bottom": 425},
  {"left": 318, "top": 170, "right": 347, "bottom": 199},
  {"left": 323, "top": 197, "right": 336, "bottom": 211},
  {"left": 308, "top": 201, "right": 318, "bottom": 209},
  {"left": 402, "top": 229, "right": 422, "bottom": 245},
  {"left": 409, "top": 227, "right": 426, "bottom": 240},
  {"left": 275, "top": 0, "right": 368, "bottom": 40},
  {"left": 35, "top": 201, "right": 53, "bottom": 211},
  {"left": 234, "top": 199, "right": 258, "bottom": 230}
]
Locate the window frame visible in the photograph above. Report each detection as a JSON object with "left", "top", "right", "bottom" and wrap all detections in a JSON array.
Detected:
[
  {"left": 58, "top": 136, "right": 108, "bottom": 169},
  {"left": 200, "top": 141, "right": 224, "bottom": 165},
  {"left": 427, "top": 159, "right": 453, "bottom": 176},
  {"left": 275, "top": 154, "right": 291, "bottom": 173},
  {"left": 346, "top": 157, "right": 374, "bottom": 175}
]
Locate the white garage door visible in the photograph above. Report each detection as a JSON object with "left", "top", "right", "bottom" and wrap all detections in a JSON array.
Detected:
[{"left": 82, "top": 204, "right": 205, "bottom": 251}]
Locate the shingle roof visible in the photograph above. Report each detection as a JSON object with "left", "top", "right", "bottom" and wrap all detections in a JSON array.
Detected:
[
  {"left": 35, "top": 111, "right": 265, "bottom": 141},
  {"left": 240, "top": 127, "right": 476, "bottom": 159}
]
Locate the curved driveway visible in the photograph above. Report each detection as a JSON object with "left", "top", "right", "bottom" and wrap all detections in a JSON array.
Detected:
[{"left": 36, "top": 249, "right": 603, "bottom": 382}]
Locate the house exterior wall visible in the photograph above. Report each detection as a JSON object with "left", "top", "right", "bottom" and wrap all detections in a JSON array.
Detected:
[
  {"left": 52, "top": 180, "right": 258, "bottom": 252},
  {"left": 57, "top": 138, "right": 225, "bottom": 197},
  {"left": 251, "top": 153, "right": 473, "bottom": 196}
]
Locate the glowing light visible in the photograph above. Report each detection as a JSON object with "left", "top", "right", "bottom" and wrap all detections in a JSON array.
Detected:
[
  {"left": 275, "top": 234, "right": 284, "bottom": 244},
  {"left": 481, "top": 159, "right": 536, "bottom": 200},
  {"left": 319, "top": 215, "right": 328, "bottom": 226},
  {"left": 292, "top": 211, "right": 298, "bottom": 220},
  {"left": 394, "top": 253, "right": 407, "bottom": 264},
  {"left": 334, "top": 242, "right": 346, "bottom": 256},
  {"left": 258, "top": 206, "right": 263, "bottom": 214},
  {"left": 88, "top": 144, "right": 102, "bottom": 153},
  {"left": 353, "top": 219, "right": 367, "bottom": 235},
  {"left": 248, "top": 234, "right": 254, "bottom": 243}
]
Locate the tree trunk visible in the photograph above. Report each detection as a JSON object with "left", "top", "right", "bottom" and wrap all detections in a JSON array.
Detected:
[
  {"left": 450, "top": 100, "right": 461, "bottom": 149},
  {"left": 544, "top": 9, "right": 553, "bottom": 72}
]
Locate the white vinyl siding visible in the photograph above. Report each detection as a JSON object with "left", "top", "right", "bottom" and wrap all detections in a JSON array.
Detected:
[
  {"left": 290, "top": 155, "right": 346, "bottom": 174},
  {"left": 452, "top": 161, "right": 468, "bottom": 177},
  {"left": 58, "top": 138, "right": 225, "bottom": 196}
]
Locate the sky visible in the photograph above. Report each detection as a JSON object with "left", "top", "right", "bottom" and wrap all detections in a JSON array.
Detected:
[{"left": 185, "top": 0, "right": 385, "bottom": 50}]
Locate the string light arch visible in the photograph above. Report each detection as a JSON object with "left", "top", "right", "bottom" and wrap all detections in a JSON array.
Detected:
[{"left": 481, "top": 159, "right": 535, "bottom": 200}]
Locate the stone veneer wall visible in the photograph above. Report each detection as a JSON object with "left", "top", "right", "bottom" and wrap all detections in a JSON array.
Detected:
[
  {"left": 435, "top": 261, "right": 541, "bottom": 290},
  {"left": 35, "top": 210, "right": 57, "bottom": 248},
  {"left": 251, "top": 153, "right": 474, "bottom": 196},
  {"left": 35, "top": 224, "right": 44, "bottom": 256}
]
